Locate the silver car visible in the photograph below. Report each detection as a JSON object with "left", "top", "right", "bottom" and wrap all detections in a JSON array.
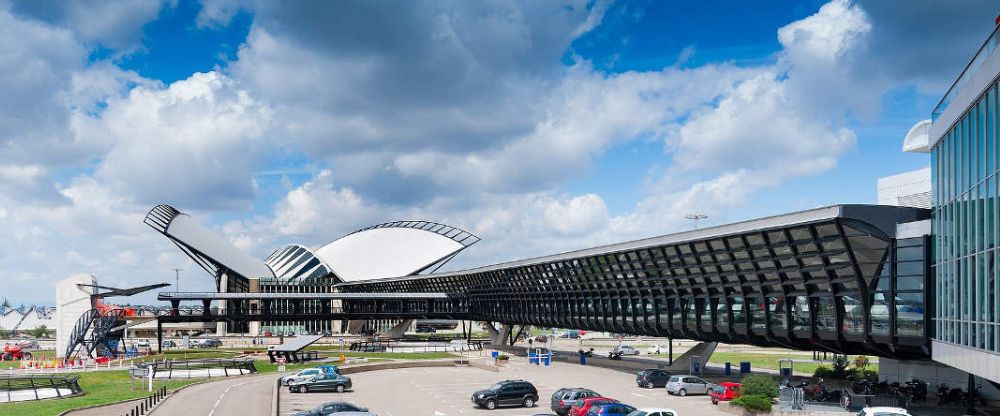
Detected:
[
  {"left": 281, "top": 368, "right": 323, "bottom": 385},
  {"left": 665, "top": 375, "right": 710, "bottom": 396}
]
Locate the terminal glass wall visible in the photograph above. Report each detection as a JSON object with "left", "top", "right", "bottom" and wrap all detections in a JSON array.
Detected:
[{"left": 933, "top": 80, "right": 1000, "bottom": 353}]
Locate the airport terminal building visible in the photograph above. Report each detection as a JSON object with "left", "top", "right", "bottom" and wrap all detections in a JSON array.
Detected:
[
  {"left": 130, "top": 24, "right": 1000, "bottom": 389},
  {"left": 929, "top": 25, "right": 1000, "bottom": 383}
]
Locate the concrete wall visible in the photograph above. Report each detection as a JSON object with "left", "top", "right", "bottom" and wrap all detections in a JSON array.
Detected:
[
  {"left": 55, "top": 274, "right": 95, "bottom": 358},
  {"left": 932, "top": 340, "right": 1000, "bottom": 391}
]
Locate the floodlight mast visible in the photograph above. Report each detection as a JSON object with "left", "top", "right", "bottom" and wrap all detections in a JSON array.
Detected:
[
  {"left": 684, "top": 213, "right": 708, "bottom": 230},
  {"left": 173, "top": 268, "right": 182, "bottom": 293}
]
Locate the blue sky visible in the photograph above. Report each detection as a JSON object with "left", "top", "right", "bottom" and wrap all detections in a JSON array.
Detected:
[{"left": 0, "top": 0, "right": 996, "bottom": 305}]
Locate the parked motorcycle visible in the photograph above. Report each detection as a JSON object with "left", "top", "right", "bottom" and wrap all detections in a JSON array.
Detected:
[
  {"left": 852, "top": 379, "right": 876, "bottom": 395},
  {"left": 902, "top": 379, "right": 928, "bottom": 402},
  {"left": 803, "top": 379, "right": 841, "bottom": 402},
  {"left": 608, "top": 350, "right": 622, "bottom": 360},
  {"left": 937, "top": 384, "right": 964, "bottom": 405}
]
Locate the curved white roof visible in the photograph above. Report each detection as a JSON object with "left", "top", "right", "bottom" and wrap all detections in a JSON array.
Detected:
[
  {"left": 902, "top": 119, "right": 932, "bottom": 153},
  {"left": 315, "top": 221, "right": 479, "bottom": 282},
  {"left": 145, "top": 205, "right": 275, "bottom": 280}
]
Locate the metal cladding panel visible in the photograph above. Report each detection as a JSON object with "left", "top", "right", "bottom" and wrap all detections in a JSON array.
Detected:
[
  {"left": 166, "top": 214, "right": 275, "bottom": 279},
  {"left": 315, "top": 227, "right": 466, "bottom": 282}
]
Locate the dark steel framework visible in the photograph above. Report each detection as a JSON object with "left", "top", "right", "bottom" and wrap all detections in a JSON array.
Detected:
[
  {"left": 0, "top": 374, "right": 83, "bottom": 402},
  {"left": 337, "top": 205, "right": 933, "bottom": 359}
]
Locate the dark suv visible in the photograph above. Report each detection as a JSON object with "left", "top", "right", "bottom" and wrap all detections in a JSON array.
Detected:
[
  {"left": 635, "top": 369, "right": 671, "bottom": 388},
  {"left": 472, "top": 380, "right": 539, "bottom": 409},
  {"left": 551, "top": 388, "right": 600, "bottom": 415}
]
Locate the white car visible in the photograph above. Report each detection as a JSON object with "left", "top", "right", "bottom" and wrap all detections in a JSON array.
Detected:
[
  {"left": 280, "top": 368, "right": 323, "bottom": 386},
  {"left": 136, "top": 340, "right": 150, "bottom": 348},
  {"left": 647, "top": 344, "right": 665, "bottom": 354},
  {"left": 628, "top": 407, "right": 678, "bottom": 416},
  {"left": 855, "top": 407, "right": 909, "bottom": 416}
]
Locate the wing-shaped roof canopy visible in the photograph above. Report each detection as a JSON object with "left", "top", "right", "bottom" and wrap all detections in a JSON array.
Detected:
[
  {"left": 264, "top": 244, "right": 335, "bottom": 283},
  {"left": 314, "top": 220, "right": 479, "bottom": 282},
  {"left": 145, "top": 205, "right": 275, "bottom": 281}
]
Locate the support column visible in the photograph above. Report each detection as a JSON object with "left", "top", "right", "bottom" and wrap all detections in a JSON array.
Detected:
[
  {"left": 668, "top": 337, "right": 673, "bottom": 366},
  {"left": 966, "top": 373, "right": 977, "bottom": 416},
  {"left": 485, "top": 323, "right": 512, "bottom": 346},
  {"left": 157, "top": 320, "right": 163, "bottom": 354}
]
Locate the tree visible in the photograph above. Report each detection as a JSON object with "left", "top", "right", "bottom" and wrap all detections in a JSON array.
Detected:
[
  {"left": 28, "top": 325, "right": 48, "bottom": 339},
  {"left": 830, "top": 354, "right": 850, "bottom": 379},
  {"left": 0, "top": 298, "right": 10, "bottom": 313}
]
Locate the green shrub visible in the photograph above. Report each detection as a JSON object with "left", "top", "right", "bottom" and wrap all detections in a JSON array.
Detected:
[
  {"left": 740, "top": 374, "right": 779, "bottom": 398},
  {"left": 496, "top": 354, "right": 510, "bottom": 360},
  {"left": 731, "top": 394, "right": 773, "bottom": 412},
  {"left": 813, "top": 365, "right": 833, "bottom": 378}
]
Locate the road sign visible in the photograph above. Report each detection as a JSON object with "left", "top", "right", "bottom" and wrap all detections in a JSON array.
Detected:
[{"left": 277, "top": 357, "right": 286, "bottom": 372}]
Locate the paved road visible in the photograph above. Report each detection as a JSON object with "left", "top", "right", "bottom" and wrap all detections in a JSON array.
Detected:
[{"left": 150, "top": 373, "right": 278, "bottom": 416}]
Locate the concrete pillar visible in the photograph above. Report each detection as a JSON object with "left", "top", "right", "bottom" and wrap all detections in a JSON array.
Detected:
[
  {"left": 216, "top": 273, "right": 228, "bottom": 336},
  {"left": 384, "top": 319, "right": 414, "bottom": 339},
  {"left": 485, "top": 323, "right": 512, "bottom": 346}
]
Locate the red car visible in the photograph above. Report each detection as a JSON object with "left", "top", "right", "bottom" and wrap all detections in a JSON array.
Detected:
[
  {"left": 569, "top": 397, "right": 619, "bottom": 416},
  {"left": 710, "top": 382, "right": 742, "bottom": 404}
]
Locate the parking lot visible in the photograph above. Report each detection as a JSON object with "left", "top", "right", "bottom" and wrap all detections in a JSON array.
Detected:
[{"left": 279, "top": 358, "right": 732, "bottom": 416}]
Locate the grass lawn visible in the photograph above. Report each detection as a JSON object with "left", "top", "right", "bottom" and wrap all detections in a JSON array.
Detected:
[
  {"left": 0, "top": 370, "right": 199, "bottom": 416},
  {"left": 707, "top": 352, "right": 879, "bottom": 376},
  {"left": 0, "top": 350, "right": 457, "bottom": 415}
]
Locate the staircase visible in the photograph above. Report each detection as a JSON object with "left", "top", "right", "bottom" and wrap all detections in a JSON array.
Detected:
[{"left": 64, "top": 309, "right": 99, "bottom": 359}]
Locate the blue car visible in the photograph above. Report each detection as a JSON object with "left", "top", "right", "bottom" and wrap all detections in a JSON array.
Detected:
[
  {"left": 586, "top": 403, "right": 637, "bottom": 416},
  {"left": 316, "top": 365, "right": 340, "bottom": 374}
]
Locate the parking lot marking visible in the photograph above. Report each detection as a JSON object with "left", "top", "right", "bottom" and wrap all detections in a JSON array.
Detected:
[{"left": 631, "top": 392, "right": 650, "bottom": 398}]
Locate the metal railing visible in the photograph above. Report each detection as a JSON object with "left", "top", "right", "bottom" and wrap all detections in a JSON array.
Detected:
[
  {"left": 120, "top": 386, "right": 167, "bottom": 416},
  {"left": 131, "top": 358, "right": 257, "bottom": 380},
  {"left": 840, "top": 388, "right": 910, "bottom": 411},
  {"left": 933, "top": 25, "right": 1000, "bottom": 121},
  {"left": 0, "top": 374, "right": 83, "bottom": 403},
  {"left": 349, "top": 339, "right": 485, "bottom": 353}
]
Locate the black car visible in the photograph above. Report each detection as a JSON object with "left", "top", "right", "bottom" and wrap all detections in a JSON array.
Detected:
[
  {"left": 550, "top": 387, "right": 600, "bottom": 415},
  {"left": 290, "top": 401, "right": 367, "bottom": 416},
  {"left": 472, "top": 380, "right": 539, "bottom": 410},
  {"left": 636, "top": 369, "right": 672, "bottom": 388}
]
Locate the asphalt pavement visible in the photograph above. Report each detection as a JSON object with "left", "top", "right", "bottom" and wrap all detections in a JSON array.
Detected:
[
  {"left": 150, "top": 373, "right": 279, "bottom": 416},
  {"left": 279, "top": 359, "right": 732, "bottom": 416}
]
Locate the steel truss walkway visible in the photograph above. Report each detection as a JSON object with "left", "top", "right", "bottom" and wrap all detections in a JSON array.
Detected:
[
  {"left": 153, "top": 205, "right": 933, "bottom": 360},
  {"left": 336, "top": 205, "right": 933, "bottom": 359}
]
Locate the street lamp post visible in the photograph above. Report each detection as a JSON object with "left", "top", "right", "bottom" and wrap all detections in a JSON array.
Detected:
[
  {"left": 173, "top": 268, "right": 182, "bottom": 293},
  {"left": 684, "top": 213, "right": 708, "bottom": 230}
]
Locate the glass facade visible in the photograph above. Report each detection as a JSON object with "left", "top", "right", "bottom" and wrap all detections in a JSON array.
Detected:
[{"left": 932, "top": 80, "right": 1000, "bottom": 353}]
